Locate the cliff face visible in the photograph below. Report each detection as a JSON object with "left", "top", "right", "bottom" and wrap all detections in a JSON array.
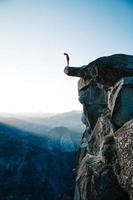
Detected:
[{"left": 64, "top": 54, "right": 133, "bottom": 200}]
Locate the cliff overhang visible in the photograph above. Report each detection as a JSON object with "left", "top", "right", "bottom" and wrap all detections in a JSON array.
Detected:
[{"left": 65, "top": 54, "right": 133, "bottom": 200}]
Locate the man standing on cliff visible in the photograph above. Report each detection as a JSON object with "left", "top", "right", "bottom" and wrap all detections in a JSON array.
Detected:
[{"left": 64, "top": 52, "right": 70, "bottom": 66}]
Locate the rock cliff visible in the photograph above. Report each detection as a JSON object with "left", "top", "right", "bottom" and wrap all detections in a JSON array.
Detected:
[{"left": 64, "top": 54, "right": 133, "bottom": 200}]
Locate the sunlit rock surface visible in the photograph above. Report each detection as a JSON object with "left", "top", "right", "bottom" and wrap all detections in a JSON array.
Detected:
[{"left": 65, "top": 54, "right": 133, "bottom": 200}]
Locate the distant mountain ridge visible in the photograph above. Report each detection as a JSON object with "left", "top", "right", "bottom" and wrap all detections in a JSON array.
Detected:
[
  {"left": 0, "top": 111, "right": 83, "bottom": 199},
  {"left": 0, "top": 110, "right": 84, "bottom": 134},
  {"left": 41, "top": 110, "right": 84, "bottom": 131}
]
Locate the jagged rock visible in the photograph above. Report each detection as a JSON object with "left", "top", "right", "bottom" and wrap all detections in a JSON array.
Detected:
[
  {"left": 64, "top": 54, "right": 133, "bottom": 88},
  {"left": 81, "top": 112, "right": 89, "bottom": 126},
  {"left": 76, "top": 127, "right": 92, "bottom": 165},
  {"left": 64, "top": 53, "right": 133, "bottom": 200},
  {"left": 100, "top": 134, "right": 116, "bottom": 165},
  {"left": 88, "top": 109, "right": 113, "bottom": 156},
  {"left": 109, "top": 77, "right": 133, "bottom": 130},
  {"left": 79, "top": 80, "right": 107, "bottom": 105},
  {"left": 74, "top": 154, "right": 128, "bottom": 200},
  {"left": 79, "top": 80, "right": 107, "bottom": 129},
  {"left": 77, "top": 80, "right": 108, "bottom": 166},
  {"left": 114, "top": 119, "right": 133, "bottom": 200}
]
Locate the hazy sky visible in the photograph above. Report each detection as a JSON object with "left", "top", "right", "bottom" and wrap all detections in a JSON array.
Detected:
[{"left": 0, "top": 0, "right": 133, "bottom": 113}]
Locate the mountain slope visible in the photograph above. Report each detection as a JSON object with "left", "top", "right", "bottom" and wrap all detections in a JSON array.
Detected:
[{"left": 0, "top": 122, "right": 76, "bottom": 200}]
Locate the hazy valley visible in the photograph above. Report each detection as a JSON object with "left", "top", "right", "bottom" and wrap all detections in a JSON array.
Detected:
[{"left": 0, "top": 111, "right": 84, "bottom": 200}]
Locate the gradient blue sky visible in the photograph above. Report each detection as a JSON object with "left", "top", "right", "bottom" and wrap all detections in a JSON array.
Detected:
[{"left": 0, "top": 0, "right": 133, "bottom": 113}]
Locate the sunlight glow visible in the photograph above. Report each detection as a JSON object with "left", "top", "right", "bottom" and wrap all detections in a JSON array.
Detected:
[{"left": 0, "top": 0, "right": 133, "bottom": 113}]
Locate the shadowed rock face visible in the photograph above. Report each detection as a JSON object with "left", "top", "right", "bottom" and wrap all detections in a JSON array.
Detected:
[
  {"left": 79, "top": 80, "right": 107, "bottom": 129},
  {"left": 75, "top": 154, "right": 128, "bottom": 200},
  {"left": 109, "top": 77, "right": 133, "bottom": 130},
  {"left": 64, "top": 54, "right": 133, "bottom": 200}
]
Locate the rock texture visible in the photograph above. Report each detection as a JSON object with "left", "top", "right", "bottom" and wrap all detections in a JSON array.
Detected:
[
  {"left": 64, "top": 54, "right": 133, "bottom": 87},
  {"left": 64, "top": 54, "right": 133, "bottom": 200},
  {"left": 109, "top": 77, "right": 133, "bottom": 130},
  {"left": 114, "top": 119, "right": 133, "bottom": 200}
]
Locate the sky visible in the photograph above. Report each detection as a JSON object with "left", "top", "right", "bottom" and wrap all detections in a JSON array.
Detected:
[{"left": 0, "top": 0, "right": 133, "bottom": 113}]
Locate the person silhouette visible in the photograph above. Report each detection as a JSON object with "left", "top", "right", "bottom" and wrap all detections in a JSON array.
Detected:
[{"left": 64, "top": 53, "right": 70, "bottom": 66}]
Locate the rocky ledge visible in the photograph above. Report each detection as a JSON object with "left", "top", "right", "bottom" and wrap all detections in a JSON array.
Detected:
[{"left": 64, "top": 54, "right": 133, "bottom": 200}]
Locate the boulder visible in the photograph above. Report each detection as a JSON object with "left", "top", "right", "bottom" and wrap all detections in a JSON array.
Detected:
[
  {"left": 109, "top": 77, "right": 133, "bottom": 129},
  {"left": 79, "top": 80, "right": 107, "bottom": 129},
  {"left": 114, "top": 119, "right": 133, "bottom": 200},
  {"left": 88, "top": 109, "right": 113, "bottom": 156},
  {"left": 74, "top": 154, "right": 128, "bottom": 200}
]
